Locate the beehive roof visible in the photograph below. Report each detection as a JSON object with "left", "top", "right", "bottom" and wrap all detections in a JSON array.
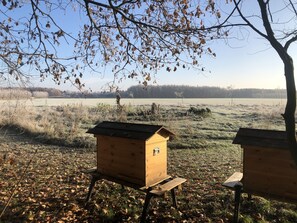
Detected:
[
  {"left": 233, "top": 128, "right": 289, "bottom": 149},
  {"left": 87, "top": 121, "right": 174, "bottom": 140}
]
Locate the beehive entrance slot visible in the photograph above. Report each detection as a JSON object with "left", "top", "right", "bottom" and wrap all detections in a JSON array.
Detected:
[{"left": 153, "top": 147, "right": 160, "bottom": 156}]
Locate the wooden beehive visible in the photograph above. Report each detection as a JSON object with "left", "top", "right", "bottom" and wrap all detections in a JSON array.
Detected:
[
  {"left": 87, "top": 121, "right": 174, "bottom": 188},
  {"left": 233, "top": 128, "right": 297, "bottom": 202}
]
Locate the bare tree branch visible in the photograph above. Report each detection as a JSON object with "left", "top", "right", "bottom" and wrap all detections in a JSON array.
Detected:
[{"left": 289, "top": 0, "right": 297, "bottom": 15}]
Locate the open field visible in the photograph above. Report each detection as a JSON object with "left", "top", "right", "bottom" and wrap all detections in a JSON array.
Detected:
[
  {"left": 0, "top": 99, "right": 296, "bottom": 222},
  {"left": 0, "top": 97, "right": 286, "bottom": 107}
]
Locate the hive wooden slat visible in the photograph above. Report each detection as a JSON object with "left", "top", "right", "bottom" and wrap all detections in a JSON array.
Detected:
[
  {"left": 222, "top": 172, "right": 243, "bottom": 189},
  {"left": 149, "top": 177, "right": 187, "bottom": 196},
  {"left": 243, "top": 147, "right": 297, "bottom": 177}
]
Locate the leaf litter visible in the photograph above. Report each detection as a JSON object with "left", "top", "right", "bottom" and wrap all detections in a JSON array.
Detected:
[{"left": 1, "top": 103, "right": 297, "bottom": 222}]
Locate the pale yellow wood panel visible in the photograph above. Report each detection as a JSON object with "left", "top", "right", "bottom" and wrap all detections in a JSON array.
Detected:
[{"left": 244, "top": 171, "right": 297, "bottom": 201}]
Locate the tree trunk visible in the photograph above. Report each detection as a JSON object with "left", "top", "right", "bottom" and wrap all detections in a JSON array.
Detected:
[
  {"left": 255, "top": 0, "right": 297, "bottom": 163},
  {"left": 282, "top": 56, "right": 297, "bottom": 164}
]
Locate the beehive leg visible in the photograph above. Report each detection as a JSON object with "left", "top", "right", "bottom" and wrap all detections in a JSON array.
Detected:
[
  {"left": 247, "top": 193, "right": 252, "bottom": 200},
  {"left": 170, "top": 188, "right": 178, "bottom": 209},
  {"left": 141, "top": 192, "right": 153, "bottom": 223},
  {"left": 233, "top": 184, "right": 242, "bottom": 223},
  {"left": 85, "top": 175, "right": 100, "bottom": 203}
]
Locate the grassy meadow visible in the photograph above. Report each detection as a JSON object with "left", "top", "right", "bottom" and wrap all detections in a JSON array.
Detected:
[{"left": 0, "top": 98, "right": 296, "bottom": 222}]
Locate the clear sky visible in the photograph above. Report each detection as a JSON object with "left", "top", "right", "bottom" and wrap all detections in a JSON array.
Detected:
[
  {"left": 33, "top": 34, "right": 292, "bottom": 92},
  {"left": 17, "top": 1, "right": 297, "bottom": 92}
]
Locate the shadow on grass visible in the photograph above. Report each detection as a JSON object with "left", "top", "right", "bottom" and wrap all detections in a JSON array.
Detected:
[{"left": 0, "top": 124, "right": 94, "bottom": 150}]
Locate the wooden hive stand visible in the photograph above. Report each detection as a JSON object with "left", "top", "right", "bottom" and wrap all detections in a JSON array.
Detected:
[
  {"left": 84, "top": 169, "right": 186, "bottom": 223},
  {"left": 222, "top": 172, "right": 244, "bottom": 223},
  {"left": 141, "top": 177, "right": 187, "bottom": 223}
]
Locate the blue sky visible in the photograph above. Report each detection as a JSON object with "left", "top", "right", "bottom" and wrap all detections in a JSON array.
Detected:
[
  {"left": 152, "top": 38, "right": 289, "bottom": 90},
  {"left": 18, "top": 1, "right": 297, "bottom": 91},
  {"left": 34, "top": 33, "right": 291, "bottom": 91}
]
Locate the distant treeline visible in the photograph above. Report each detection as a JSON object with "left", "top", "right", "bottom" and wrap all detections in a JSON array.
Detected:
[
  {"left": 61, "top": 85, "right": 287, "bottom": 98},
  {"left": 123, "top": 85, "right": 286, "bottom": 98},
  {"left": 0, "top": 85, "right": 287, "bottom": 99}
]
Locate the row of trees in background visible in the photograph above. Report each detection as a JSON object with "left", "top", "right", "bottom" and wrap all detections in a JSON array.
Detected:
[
  {"left": 0, "top": 86, "right": 287, "bottom": 99},
  {"left": 125, "top": 85, "right": 286, "bottom": 99}
]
